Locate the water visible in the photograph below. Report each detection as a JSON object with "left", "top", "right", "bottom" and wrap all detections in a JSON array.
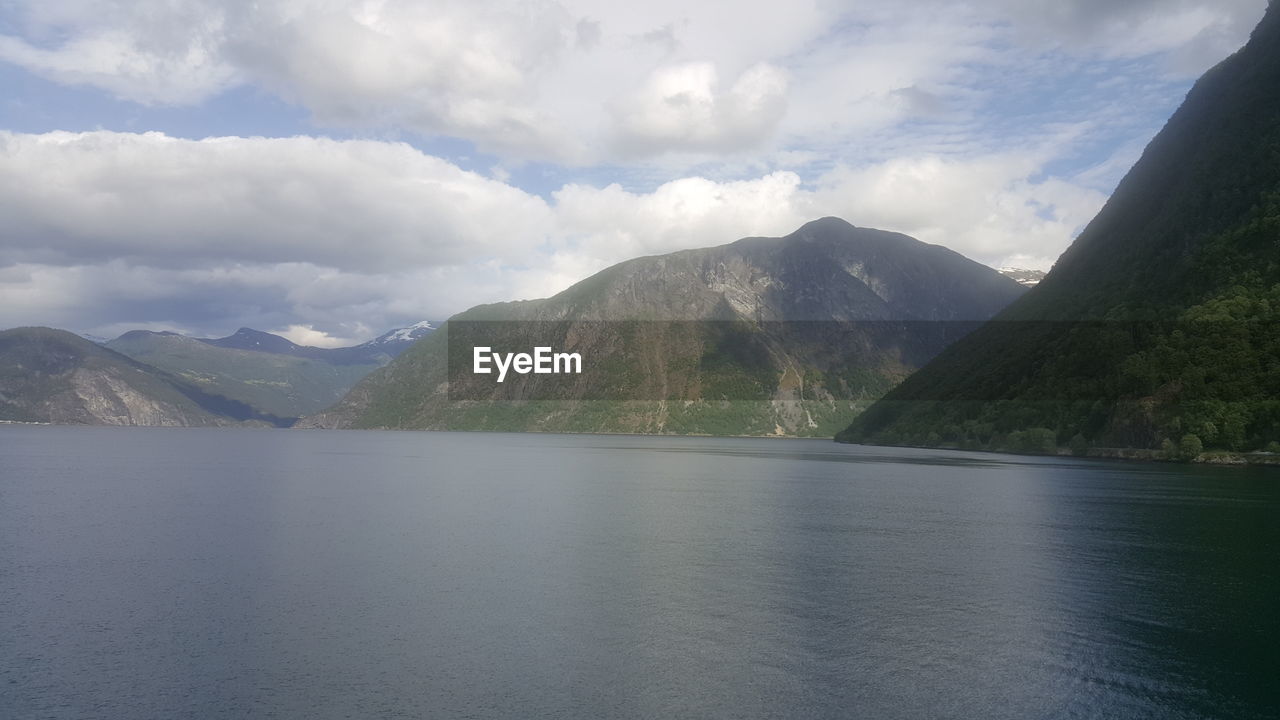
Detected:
[{"left": 1, "top": 427, "right": 1277, "bottom": 719}]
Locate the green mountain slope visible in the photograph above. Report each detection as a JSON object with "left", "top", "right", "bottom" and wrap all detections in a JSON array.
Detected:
[
  {"left": 0, "top": 327, "right": 279, "bottom": 426},
  {"left": 107, "top": 330, "right": 381, "bottom": 419},
  {"left": 301, "top": 218, "right": 1026, "bottom": 435},
  {"left": 837, "top": 4, "right": 1280, "bottom": 457}
]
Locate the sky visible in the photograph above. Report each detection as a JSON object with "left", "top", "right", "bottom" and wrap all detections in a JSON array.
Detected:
[{"left": 0, "top": 0, "right": 1270, "bottom": 346}]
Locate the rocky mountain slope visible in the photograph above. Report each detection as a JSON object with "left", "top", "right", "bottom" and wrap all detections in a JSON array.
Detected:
[
  {"left": 303, "top": 218, "right": 1026, "bottom": 435},
  {"left": 0, "top": 327, "right": 279, "bottom": 426},
  {"left": 103, "top": 322, "right": 436, "bottom": 421},
  {"left": 838, "top": 4, "right": 1280, "bottom": 457}
]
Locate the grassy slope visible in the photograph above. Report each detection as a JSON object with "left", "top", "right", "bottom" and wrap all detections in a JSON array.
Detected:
[{"left": 108, "top": 332, "right": 381, "bottom": 419}]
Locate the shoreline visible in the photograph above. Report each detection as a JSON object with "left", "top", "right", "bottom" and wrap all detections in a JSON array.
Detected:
[
  {"left": 834, "top": 437, "right": 1280, "bottom": 467},
  {"left": 9, "top": 421, "right": 1280, "bottom": 465}
]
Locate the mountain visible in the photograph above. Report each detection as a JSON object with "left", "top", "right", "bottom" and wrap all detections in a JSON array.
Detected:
[
  {"left": 997, "top": 268, "right": 1045, "bottom": 286},
  {"left": 106, "top": 330, "right": 384, "bottom": 420},
  {"left": 198, "top": 322, "right": 434, "bottom": 366},
  {"left": 838, "top": 4, "right": 1280, "bottom": 458},
  {"left": 301, "top": 218, "right": 1027, "bottom": 435},
  {"left": 0, "top": 327, "right": 284, "bottom": 426},
  {"left": 357, "top": 321, "right": 437, "bottom": 356},
  {"left": 201, "top": 327, "right": 306, "bottom": 355}
]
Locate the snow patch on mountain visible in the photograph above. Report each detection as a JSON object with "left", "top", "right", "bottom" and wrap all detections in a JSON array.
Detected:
[
  {"left": 997, "top": 268, "right": 1046, "bottom": 286},
  {"left": 376, "top": 321, "right": 436, "bottom": 344}
]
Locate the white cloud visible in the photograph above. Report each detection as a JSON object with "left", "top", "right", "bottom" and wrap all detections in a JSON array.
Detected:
[
  {"left": 0, "top": 130, "right": 555, "bottom": 271},
  {"left": 2, "top": 0, "right": 1262, "bottom": 164},
  {"left": 983, "top": 0, "right": 1266, "bottom": 71},
  {"left": 609, "top": 62, "right": 788, "bottom": 156},
  {"left": 225, "top": 0, "right": 586, "bottom": 160},
  {"left": 553, "top": 171, "right": 811, "bottom": 263},
  {"left": 813, "top": 154, "right": 1107, "bottom": 270},
  {"left": 273, "top": 323, "right": 365, "bottom": 348},
  {"left": 0, "top": 1, "right": 238, "bottom": 104},
  {"left": 0, "top": 129, "right": 1109, "bottom": 338},
  {"left": 0, "top": 0, "right": 1270, "bottom": 343}
]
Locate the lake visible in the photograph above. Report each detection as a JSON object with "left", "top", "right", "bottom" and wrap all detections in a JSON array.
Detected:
[{"left": 1, "top": 427, "right": 1277, "bottom": 719}]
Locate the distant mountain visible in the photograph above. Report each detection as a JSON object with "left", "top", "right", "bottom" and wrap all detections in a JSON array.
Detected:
[
  {"left": 997, "top": 268, "right": 1045, "bottom": 287},
  {"left": 0, "top": 327, "right": 285, "bottom": 426},
  {"left": 107, "top": 330, "right": 385, "bottom": 419},
  {"left": 199, "top": 327, "right": 382, "bottom": 365},
  {"left": 302, "top": 218, "right": 1026, "bottom": 435},
  {"left": 201, "top": 327, "right": 305, "bottom": 355},
  {"left": 838, "top": 5, "right": 1280, "bottom": 458},
  {"left": 199, "top": 322, "right": 435, "bottom": 365},
  {"left": 357, "top": 321, "right": 437, "bottom": 356}
]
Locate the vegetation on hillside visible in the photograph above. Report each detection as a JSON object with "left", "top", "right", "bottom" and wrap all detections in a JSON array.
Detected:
[
  {"left": 304, "top": 219, "right": 1023, "bottom": 436},
  {"left": 838, "top": 7, "right": 1280, "bottom": 460}
]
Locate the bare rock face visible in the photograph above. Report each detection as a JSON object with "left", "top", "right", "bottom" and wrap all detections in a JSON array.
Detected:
[
  {"left": 306, "top": 218, "right": 1028, "bottom": 437},
  {"left": 66, "top": 368, "right": 199, "bottom": 426},
  {"left": 0, "top": 327, "right": 239, "bottom": 426}
]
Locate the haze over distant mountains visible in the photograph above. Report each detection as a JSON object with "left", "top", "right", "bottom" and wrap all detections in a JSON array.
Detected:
[
  {"left": 839, "top": 3, "right": 1280, "bottom": 458},
  {"left": 303, "top": 218, "right": 1027, "bottom": 436},
  {"left": 200, "top": 322, "right": 436, "bottom": 364},
  {"left": 1, "top": 322, "right": 435, "bottom": 425}
]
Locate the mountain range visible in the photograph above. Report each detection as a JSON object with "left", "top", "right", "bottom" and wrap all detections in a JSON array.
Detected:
[
  {"left": 8, "top": 2, "right": 1278, "bottom": 447},
  {"left": 302, "top": 218, "right": 1027, "bottom": 436},
  {"left": 0, "top": 322, "right": 435, "bottom": 426},
  {"left": 199, "top": 322, "right": 436, "bottom": 365},
  {"left": 0, "top": 328, "right": 281, "bottom": 426}
]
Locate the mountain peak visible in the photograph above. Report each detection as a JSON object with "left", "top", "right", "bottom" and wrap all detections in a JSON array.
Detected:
[
  {"left": 361, "top": 321, "right": 437, "bottom": 351},
  {"left": 798, "top": 216, "right": 857, "bottom": 232},
  {"left": 202, "top": 328, "right": 301, "bottom": 354},
  {"left": 304, "top": 222, "right": 1027, "bottom": 434}
]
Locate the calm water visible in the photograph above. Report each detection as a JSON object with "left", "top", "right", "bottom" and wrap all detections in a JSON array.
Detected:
[{"left": 1, "top": 428, "right": 1277, "bottom": 719}]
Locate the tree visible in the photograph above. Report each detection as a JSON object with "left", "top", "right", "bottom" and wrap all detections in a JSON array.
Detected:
[
  {"left": 1179, "top": 433, "right": 1204, "bottom": 461},
  {"left": 1069, "top": 434, "right": 1089, "bottom": 456}
]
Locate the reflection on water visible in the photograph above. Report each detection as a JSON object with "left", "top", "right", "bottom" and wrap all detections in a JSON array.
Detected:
[{"left": 1, "top": 427, "right": 1276, "bottom": 719}]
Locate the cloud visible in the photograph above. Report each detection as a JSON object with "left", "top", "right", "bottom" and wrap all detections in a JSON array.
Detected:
[
  {"left": 0, "top": 1, "right": 238, "bottom": 105},
  {"left": 0, "top": 129, "right": 1107, "bottom": 339},
  {"left": 0, "top": 0, "right": 1270, "bottom": 345},
  {"left": 982, "top": 0, "right": 1266, "bottom": 71},
  {"left": 273, "top": 323, "right": 365, "bottom": 348},
  {"left": 224, "top": 0, "right": 586, "bottom": 160},
  {"left": 0, "top": 130, "right": 554, "bottom": 272},
  {"left": 4, "top": 0, "right": 1261, "bottom": 164},
  {"left": 553, "top": 171, "right": 810, "bottom": 263},
  {"left": 608, "top": 62, "right": 788, "bottom": 156},
  {"left": 812, "top": 153, "right": 1108, "bottom": 269}
]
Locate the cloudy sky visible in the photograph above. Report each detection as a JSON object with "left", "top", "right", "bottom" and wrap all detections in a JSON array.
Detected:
[{"left": 0, "top": 0, "right": 1269, "bottom": 345}]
